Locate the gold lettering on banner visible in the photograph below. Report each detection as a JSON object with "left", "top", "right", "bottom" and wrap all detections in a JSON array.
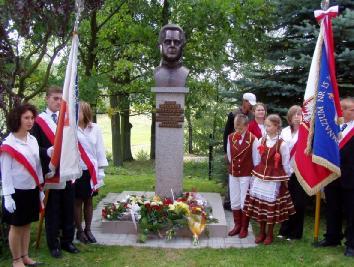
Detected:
[{"left": 156, "top": 101, "right": 184, "bottom": 128}]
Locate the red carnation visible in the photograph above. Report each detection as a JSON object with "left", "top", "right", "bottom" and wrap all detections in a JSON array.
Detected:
[{"left": 258, "top": 144, "right": 266, "bottom": 155}]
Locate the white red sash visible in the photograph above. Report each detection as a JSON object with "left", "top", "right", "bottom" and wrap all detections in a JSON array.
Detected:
[
  {"left": 35, "top": 114, "right": 63, "bottom": 187},
  {"left": 35, "top": 113, "right": 56, "bottom": 144},
  {"left": 0, "top": 144, "right": 44, "bottom": 212},
  {"left": 340, "top": 127, "right": 354, "bottom": 150},
  {"left": 78, "top": 143, "right": 98, "bottom": 192}
]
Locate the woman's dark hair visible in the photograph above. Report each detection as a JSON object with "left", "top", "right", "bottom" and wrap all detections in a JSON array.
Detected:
[{"left": 7, "top": 103, "right": 37, "bottom": 132}]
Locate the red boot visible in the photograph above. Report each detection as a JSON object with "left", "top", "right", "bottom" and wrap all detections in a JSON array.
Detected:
[
  {"left": 239, "top": 211, "right": 250, "bottom": 239},
  {"left": 263, "top": 224, "right": 274, "bottom": 245},
  {"left": 228, "top": 210, "right": 242, "bottom": 236},
  {"left": 255, "top": 222, "right": 266, "bottom": 244}
]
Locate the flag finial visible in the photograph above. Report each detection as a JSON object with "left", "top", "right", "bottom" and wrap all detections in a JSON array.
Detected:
[
  {"left": 74, "top": 0, "right": 84, "bottom": 32},
  {"left": 321, "top": 0, "right": 330, "bottom": 11}
]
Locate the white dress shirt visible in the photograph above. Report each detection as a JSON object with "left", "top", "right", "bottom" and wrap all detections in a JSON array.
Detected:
[
  {"left": 1, "top": 133, "right": 44, "bottom": 195},
  {"left": 45, "top": 108, "right": 59, "bottom": 122},
  {"left": 341, "top": 120, "right": 354, "bottom": 139}
]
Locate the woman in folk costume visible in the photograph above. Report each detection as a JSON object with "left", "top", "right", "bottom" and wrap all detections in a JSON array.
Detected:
[
  {"left": 1, "top": 104, "right": 44, "bottom": 267},
  {"left": 279, "top": 105, "right": 309, "bottom": 240},
  {"left": 248, "top": 102, "right": 267, "bottom": 139},
  {"left": 243, "top": 114, "right": 295, "bottom": 245},
  {"left": 227, "top": 114, "right": 258, "bottom": 238},
  {"left": 74, "top": 101, "right": 108, "bottom": 243}
]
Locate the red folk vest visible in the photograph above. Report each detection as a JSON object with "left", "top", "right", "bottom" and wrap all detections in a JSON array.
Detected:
[
  {"left": 228, "top": 131, "right": 256, "bottom": 177},
  {"left": 252, "top": 138, "right": 289, "bottom": 182}
]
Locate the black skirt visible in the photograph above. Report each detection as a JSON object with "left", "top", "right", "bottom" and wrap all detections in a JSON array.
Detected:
[
  {"left": 2, "top": 187, "right": 40, "bottom": 226},
  {"left": 75, "top": 170, "right": 97, "bottom": 200}
]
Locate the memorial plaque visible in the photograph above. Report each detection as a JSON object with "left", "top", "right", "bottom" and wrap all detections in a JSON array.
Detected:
[{"left": 156, "top": 101, "right": 184, "bottom": 128}]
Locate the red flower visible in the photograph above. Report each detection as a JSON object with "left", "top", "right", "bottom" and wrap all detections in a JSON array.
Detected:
[
  {"left": 234, "top": 133, "right": 242, "bottom": 141},
  {"left": 163, "top": 198, "right": 173, "bottom": 205},
  {"left": 102, "top": 209, "right": 107, "bottom": 218},
  {"left": 257, "top": 144, "right": 266, "bottom": 155}
]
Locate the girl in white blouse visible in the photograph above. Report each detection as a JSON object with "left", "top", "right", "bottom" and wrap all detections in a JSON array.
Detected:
[
  {"left": 74, "top": 101, "right": 108, "bottom": 244},
  {"left": 1, "top": 104, "right": 44, "bottom": 267},
  {"left": 278, "top": 105, "right": 310, "bottom": 240}
]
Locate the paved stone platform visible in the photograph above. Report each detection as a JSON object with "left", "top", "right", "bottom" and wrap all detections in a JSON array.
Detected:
[{"left": 90, "top": 192, "right": 257, "bottom": 249}]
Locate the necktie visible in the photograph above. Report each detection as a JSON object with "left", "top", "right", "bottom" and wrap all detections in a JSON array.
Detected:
[
  {"left": 341, "top": 123, "right": 348, "bottom": 132},
  {"left": 51, "top": 113, "right": 58, "bottom": 124}
]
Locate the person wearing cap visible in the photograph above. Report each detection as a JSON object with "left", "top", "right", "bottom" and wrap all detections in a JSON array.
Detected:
[{"left": 222, "top": 92, "right": 256, "bottom": 210}]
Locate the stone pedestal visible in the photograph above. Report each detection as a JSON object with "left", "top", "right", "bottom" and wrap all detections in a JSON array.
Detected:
[{"left": 151, "top": 87, "right": 189, "bottom": 199}]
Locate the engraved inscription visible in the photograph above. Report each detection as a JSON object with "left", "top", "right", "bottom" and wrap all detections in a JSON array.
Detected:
[{"left": 156, "top": 101, "right": 184, "bottom": 128}]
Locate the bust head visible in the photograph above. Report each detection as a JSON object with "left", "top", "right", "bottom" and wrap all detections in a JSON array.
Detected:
[{"left": 159, "top": 24, "right": 186, "bottom": 65}]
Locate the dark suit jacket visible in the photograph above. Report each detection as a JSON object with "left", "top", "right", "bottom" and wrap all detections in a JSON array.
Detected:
[
  {"left": 340, "top": 135, "right": 354, "bottom": 189},
  {"left": 31, "top": 122, "right": 52, "bottom": 177}
]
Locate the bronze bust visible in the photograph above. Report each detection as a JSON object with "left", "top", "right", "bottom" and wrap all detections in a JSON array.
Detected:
[{"left": 154, "top": 24, "right": 189, "bottom": 87}]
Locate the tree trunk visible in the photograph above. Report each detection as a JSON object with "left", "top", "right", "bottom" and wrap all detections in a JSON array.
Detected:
[
  {"left": 109, "top": 94, "right": 123, "bottom": 166},
  {"left": 150, "top": 110, "right": 156, "bottom": 159},
  {"left": 121, "top": 93, "right": 133, "bottom": 161}
]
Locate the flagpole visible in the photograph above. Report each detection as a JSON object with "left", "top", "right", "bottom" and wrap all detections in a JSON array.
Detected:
[
  {"left": 313, "top": 192, "right": 321, "bottom": 244},
  {"left": 312, "top": 0, "right": 330, "bottom": 246},
  {"left": 34, "top": 0, "right": 84, "bottom": 249}
]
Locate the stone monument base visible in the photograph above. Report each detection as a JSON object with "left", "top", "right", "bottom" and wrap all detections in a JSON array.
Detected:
[{"left": 101, "top": 191, "right": 228, "bottom": 238}]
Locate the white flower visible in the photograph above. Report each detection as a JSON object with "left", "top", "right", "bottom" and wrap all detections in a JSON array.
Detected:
[{"left": 130, "top": 203, "right": 141, "bottom": 213}]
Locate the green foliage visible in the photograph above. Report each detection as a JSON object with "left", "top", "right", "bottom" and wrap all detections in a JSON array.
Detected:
[
  {"left": 135, "top": 149, "right": 150, "bottom": 161},
  {"left": 234, "top": 0, "right": 354, "bottom": 117}
]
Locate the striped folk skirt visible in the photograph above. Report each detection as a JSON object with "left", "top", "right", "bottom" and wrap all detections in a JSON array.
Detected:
[{"left": 243, "top": 178, "right": 295, "bottom": 224}]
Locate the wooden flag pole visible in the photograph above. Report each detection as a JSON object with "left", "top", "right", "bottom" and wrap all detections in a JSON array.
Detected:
[
  {"left": 35, "top": 189, "right": 50, "bottom": 249},
  {"left": 313, "top": 192, "right": 321, "bottom": 244}
]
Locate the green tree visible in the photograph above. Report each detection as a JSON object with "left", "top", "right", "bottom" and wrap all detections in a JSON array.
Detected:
[{"left": 234, "top": 0, "right": 354, "bottom": 116}]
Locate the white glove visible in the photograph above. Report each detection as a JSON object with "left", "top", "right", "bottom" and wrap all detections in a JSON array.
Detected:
[
  {"left": 98, "top": 168, "right": 105, "bottom": 179},
  {"left": 4, "top": 195, "right": 16, "bottom": 213},
  {"left": 47, "top": 146, "right": 54, "bottom": 158}
]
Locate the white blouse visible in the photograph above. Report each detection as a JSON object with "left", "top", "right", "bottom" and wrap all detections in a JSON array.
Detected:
[
  {"left": 1, "top": 133, "right": 43, "bottom": 195},
  {"left": 281, "top": 126, "right": 298, "bottom": 174},
  {"left": 77, "top": 123, "right": 108, "bottom": 180}
]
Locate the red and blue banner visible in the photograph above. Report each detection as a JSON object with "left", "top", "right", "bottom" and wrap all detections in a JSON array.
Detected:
[{"left": 294, "top": 6, "right": 342, "bottom": 195}]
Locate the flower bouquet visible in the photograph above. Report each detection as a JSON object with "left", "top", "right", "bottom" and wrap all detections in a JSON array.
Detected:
[{"left": 101, "top": 191, "right": 218, "bottom": 244}]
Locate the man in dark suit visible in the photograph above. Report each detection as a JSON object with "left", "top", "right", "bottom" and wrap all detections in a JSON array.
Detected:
[
  {"left": 317, "top": 97, "right": 354, "bottom": 257},
  {"left": 31, "top": 86, "right": 79, "bottom": 258},
  {"left": 222, "top": 93, "right": 256, "bottom": 210}
]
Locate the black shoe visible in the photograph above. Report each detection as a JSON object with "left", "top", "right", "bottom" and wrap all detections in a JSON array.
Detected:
[
  {"left": 50, "top": 248, "right": 62, "bottom": 258},
  {"left": 25, "top": 261, "right": 44, "bottom": 266},
  {"left": 223, "top": 201, "right": 231, "bottom": 211},
  {"left": 62, "top": 243, "right": 80, "bottom": 254},
  {"left": 314, "top": 239, "right": 341, "bottom": 247},
  {"left": 84, "top": 229, "right": 97, "bottom": 243},
  {"left": 76, "top": 230, "right": 89, "bottom": 244},
  {"left": 344, "top": 246, "right": 354, "bottom": 257}
]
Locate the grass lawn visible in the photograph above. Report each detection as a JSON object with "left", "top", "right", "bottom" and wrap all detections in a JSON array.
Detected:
[{"left": 1, "top": 160, "right": 353, "bottom": 266}]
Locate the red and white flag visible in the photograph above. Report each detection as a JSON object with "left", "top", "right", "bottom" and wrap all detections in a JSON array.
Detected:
[
  {"left": 47, "top": 33, "right": 82, "bottom": 183},
  {"left": 294, "top": 6, "right": 342, "bottom": 196}
]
